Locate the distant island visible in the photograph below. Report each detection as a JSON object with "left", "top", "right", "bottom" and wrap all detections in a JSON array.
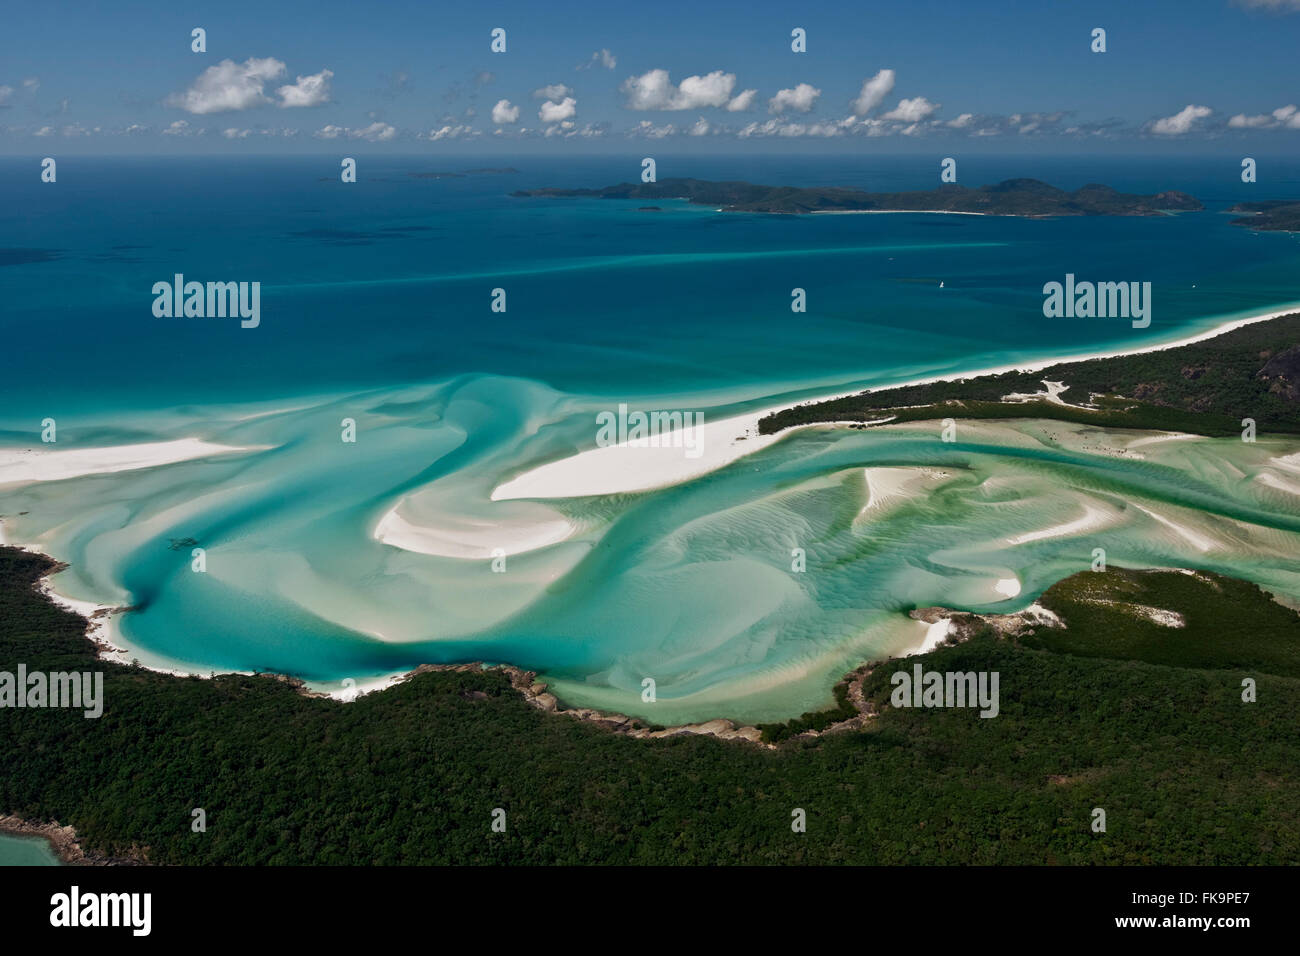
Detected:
[
  {"left": 1230, "top": 200, "right": 1300, "bottom": 233},
  {"left": 512, "top": 177, "right": 1204, "bottom": 217},
  {"left": 410, "top": 167, "right": 520, "bottom": 179}
]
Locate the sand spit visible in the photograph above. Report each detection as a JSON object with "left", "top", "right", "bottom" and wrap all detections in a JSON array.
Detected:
[
  {"left": 490, "top": 305, "right": 1300, "bottom": 502},
  {"left": 0, "top": 438, "right": 264, "bottom": 487}
]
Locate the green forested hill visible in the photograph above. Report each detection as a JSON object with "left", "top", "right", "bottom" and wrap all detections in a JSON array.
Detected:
[
  {"left": 512, "top": 177, "right": 1203, "bottom": 217},
  {"left": 1, "top": 547, "right": 1295, "bottom": 865},
  {"left": 761, "top": 313, "right": 1300, "bottom": 436}
]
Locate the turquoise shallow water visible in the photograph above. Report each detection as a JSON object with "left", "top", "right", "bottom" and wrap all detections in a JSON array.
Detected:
[
  {"left": 3, "top": 155, "right": 1300, "bottom": 722},
  {"left": 0, "top": 833, "right": 61, "bottom": 866}
]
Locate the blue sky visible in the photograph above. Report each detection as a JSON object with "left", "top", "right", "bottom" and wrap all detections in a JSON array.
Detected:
[{"left": 3, "top": 0, "right": 1300, "bottom": 153}]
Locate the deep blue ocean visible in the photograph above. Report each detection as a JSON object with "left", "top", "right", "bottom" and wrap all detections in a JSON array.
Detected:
[{"left": 4, "top": 154, "right": 1300, "bottom": 421}]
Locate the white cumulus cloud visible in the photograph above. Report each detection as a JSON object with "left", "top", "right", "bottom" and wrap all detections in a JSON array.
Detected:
[
  {"left": 533, "top": 83, "right": 573, "bottom": 100},
  {"left": 769, "top": 83, "right": 821, "bottom": 114},
  {"left": 1228, "top": 104, "right": 1300, "bottom": 129},
  {"left": 353, "top": 121, "right": 396, "bottom": 141},
  {"left": 579, "top": 49, "right": 617, "bottom": 70},
  {"left": 539, "top": 96, "right": 577, "bottom": 123},
  {"left": 424, "top": 124, "right": 477, "bottom": 141},
  {"left": 738, "top": 116, "right": 854, "bottom": 138},
  {"left": 726, "top": 89, "right": 758, "bottom": 112},
  {"left": 1151, "top": 104, "right": 1212, "bottom": 135},
  {"left": 630, "top": 120, "right": 676, "bottom": 138},
  {"left": 277, "top": 69, "right": 333, "bottom": 108},
  {"left": 313, "top": 122, "right": 396, "bottom": 142},
  {"left": 852, "top": 69, "right": 895, "bottom": 116},
  {"left": 882, "top": 96, "right": 940, "bottom": 123},
  {"left": 621, "top": 69, "right": 742, "bottom": 110},
  {"left": 492, "top": 99, "right": 520, "bottom": 124},
  {"left": 166, "top": 57, "right": 286, "bottom": 113},
  {"left": 167, "top": 58, "right": 333, "bottom": 113}
]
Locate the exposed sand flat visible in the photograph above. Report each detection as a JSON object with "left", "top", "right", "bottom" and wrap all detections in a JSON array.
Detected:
[
  {"left": 1132, "top": 503, "right": 1217, "bottom": 552},
  {"left": 373, "top": 502, "right": 577, "bottom": 558},
  {"left": 1270, "top": 452, "right": 1300, "bottom": 474},
  {"left": 1125, "top": 431, "right": 1198, "bottom": 450},
  {"left": 0, "top": 439, "right": 262, "bottom": 486},
  {"left": 490, "top": 305, "right": 1300, "bottom": 502},
  {"left": 859, "top": 466, "right": 938, "bottom": 515},
  {"left": 491, "top": 411, "right": 783, "bottom": 500},
  {"left": 1006, "top": 502, "right": 1112, "bottom": 545},
  {"left": 993, "top": 577, "right": 1022, "bottom": 599},
  {"left": 910, "top": 617, "right": 954, "bottom": 655},
  {"left": 1258, "top": 471, "right": 1300, "bottom": 498}
]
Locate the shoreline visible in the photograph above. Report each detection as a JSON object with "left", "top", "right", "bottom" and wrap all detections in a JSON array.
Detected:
[
  {"left": 0, "top": 814, "right": 140, "bottom": 866},
  {"left": 8, "top": 303, "right": 1300, "bottom": 714},
  {"left": 6, "top": 547, "right": 904, "bottom": 755},
  {"left": 491, "top": 303, "right": 1300, "bottom": 501}
]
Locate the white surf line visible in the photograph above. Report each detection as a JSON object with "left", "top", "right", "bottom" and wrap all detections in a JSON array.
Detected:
[
  {"left": 492, "top": 304, "right": 1300, "bottom": 502},
  {"left": 0, "top": 438, "right": 265, "bottom": 486}
]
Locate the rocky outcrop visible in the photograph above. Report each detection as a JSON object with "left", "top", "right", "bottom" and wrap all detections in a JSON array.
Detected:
[
  {"left": 0, "top": 814, "right": 145, "bottom": 866},
  {"left": 1258, "top": 345, "right": 1300, "bottom": 401},
  {"left": 394, "top": 662, "right": 768, "bottom": 745}
]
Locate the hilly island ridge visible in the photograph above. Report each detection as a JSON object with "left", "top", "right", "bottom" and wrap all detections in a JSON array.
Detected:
[{"left": 513, "top": 177, "right": 1206, "bottom": 217}]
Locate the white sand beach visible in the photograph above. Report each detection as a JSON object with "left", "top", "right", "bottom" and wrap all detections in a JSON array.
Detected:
[
  {"left": 491, "top": 304, "right": 1300, "bottom": 502},
  {"left": 0, "top": 438, "right": 262, "bottom": 486}
]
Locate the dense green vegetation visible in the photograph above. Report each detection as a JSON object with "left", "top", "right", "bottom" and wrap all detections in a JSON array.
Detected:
[
  {"left": 513, "top": 177, "right": 1202, "bottom": 217},
  {"left": 756, "top": 678, "right": 857, "bottom": 743},
  {"left": 2, "top": 547, "right": 1297, "bottom": 865},
  {"left": 761, "top": 313, "right": 1300, "bottom": 436},
  {"left": 1026, "top": 567, "right": 1300, "bottom": 676}
]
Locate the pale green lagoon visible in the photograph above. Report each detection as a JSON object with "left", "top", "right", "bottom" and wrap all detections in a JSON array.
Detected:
[{"left": 0, "top": 833, "right": 62, "bottom": 866}]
